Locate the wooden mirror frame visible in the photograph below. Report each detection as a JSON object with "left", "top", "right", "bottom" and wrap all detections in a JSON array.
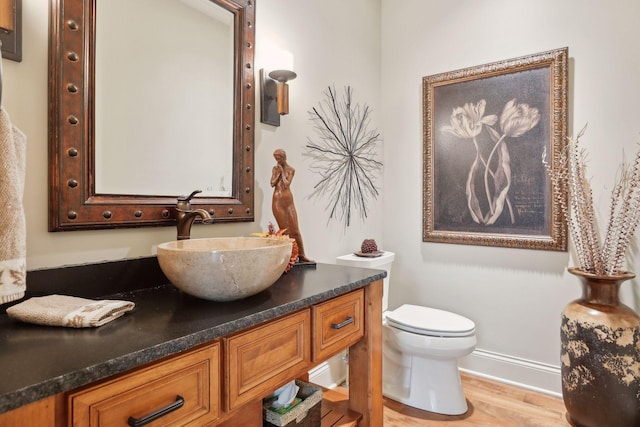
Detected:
[{"left": 48, "top": 0, "right": 255, "bottom": 231}]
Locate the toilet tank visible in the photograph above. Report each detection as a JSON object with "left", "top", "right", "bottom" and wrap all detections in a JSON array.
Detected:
[{"left": 336, "top": 252, "right": 395, "bottom": 311}]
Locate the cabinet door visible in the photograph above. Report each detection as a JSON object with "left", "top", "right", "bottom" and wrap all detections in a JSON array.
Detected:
[
  {"left": 0, "top": 395, "right": 56, "bottom": 427},
  {"left": 224, "top": 310, "right": 310, "bottom": 411},
  {"left": 69, "top": 342, "right": 220, "bottom": 427},
  {"left": 312, "top": 289, "right": 364, "bottom": 362}
]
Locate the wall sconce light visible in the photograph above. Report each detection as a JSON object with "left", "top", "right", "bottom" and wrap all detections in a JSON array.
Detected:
[
  {"left": 260, "top": 68, "right": 297, "bottom": 127},
  {"left": 0, "top": 0, "right": 22, "bottom": 62}
]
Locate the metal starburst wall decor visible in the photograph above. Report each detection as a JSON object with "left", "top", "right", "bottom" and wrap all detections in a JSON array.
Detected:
[{"left": 305, "top": 86, "right": 383, "bottom": 229}]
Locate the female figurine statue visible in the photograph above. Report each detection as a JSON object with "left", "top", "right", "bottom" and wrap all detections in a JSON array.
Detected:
[{"left": 271, "top": 149, "right": 312, "bottom": 263}]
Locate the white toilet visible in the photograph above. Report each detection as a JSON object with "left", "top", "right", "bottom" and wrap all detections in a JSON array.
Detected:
[{"left": 336, "top": 251, "right": 477, "bottom": 415}]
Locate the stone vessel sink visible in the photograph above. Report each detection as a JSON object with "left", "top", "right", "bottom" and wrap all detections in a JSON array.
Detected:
[{"left": 157, "top": 237, "right": 292, "bottom": 301}]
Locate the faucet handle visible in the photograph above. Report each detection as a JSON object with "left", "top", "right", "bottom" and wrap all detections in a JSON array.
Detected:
[
  {"left": 177, "top": 190, "right": 202, "bottom": 202},
  {"left": 176, "top": 190, "right": 202, "bottom": 211}
]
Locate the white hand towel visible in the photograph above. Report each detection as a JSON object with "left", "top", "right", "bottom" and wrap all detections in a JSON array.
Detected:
[
  {"left": 0, "top": 107, "right": 27, "bottom": 304},
  {"left": 6, "top": 294, "right": 135, "bottom": 328}
]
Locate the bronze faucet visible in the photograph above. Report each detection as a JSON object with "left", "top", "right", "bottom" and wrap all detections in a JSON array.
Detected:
[{"left": 176, "top": 190, "right": 214, "bottom": 240}]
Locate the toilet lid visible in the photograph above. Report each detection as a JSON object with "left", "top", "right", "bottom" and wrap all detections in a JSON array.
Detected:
[{"left": 386, "top": 304, "right": 476, "bottom": 337}]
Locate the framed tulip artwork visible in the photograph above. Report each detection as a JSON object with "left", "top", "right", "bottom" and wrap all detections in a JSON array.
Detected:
[{"left": 422, "top": 48, "right": 568, "bottom": 250}]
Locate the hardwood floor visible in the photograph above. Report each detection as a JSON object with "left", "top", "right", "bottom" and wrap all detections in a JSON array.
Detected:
[{"left": 381, "top": 373, "right": 572, "bottom": 427}]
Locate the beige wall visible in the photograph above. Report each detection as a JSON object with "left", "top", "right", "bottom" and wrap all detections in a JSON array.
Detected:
[
  {"left": 4, "top": 0, "right": 383, "bottom": 270},
  {"left": 382, "top": 0, "right": 640, "bottom": 394}
]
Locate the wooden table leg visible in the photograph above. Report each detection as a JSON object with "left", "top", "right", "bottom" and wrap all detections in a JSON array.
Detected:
[{"left": 347, "top": 279, "right": 383, "bottom": 426}]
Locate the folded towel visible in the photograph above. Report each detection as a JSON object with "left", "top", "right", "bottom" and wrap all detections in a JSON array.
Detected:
[
  {"left": 0, "top": 107, "right": 27, "bottom": 304},
  {"left": 6, "top": 295, "right": 135, "bottom": 328}
]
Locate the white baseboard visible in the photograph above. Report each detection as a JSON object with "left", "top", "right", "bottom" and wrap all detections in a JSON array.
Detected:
[
  {"left": 308, "top": 352, "right": 347, "bottom": 389},
  {"left": 309, "top": 348, "right": 562, "bottom": 397},
  {"left": 459, "top": 349, "right": 562, "bottom": 397}
]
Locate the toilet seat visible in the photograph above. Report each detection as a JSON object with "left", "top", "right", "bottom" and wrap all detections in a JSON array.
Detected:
[{"left": 386, "top": 304, "right": 475, "bottom": 337}]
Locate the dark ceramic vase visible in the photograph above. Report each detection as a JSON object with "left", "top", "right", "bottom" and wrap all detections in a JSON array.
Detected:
[{"left": 561, "top": 267, "right": 640, "bottom": 427}]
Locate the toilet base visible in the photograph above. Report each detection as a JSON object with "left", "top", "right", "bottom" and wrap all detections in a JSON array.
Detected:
[{"left": 383, "top": 350, "right": 469, "bottom": 415}]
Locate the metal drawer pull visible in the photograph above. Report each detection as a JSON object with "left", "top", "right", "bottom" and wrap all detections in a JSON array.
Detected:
[
  {"left": 128, "top": 395, "right": 185, "bottom": 427},
  {"left": 331, "top": 316, "right": 354, "bottom": 329}
]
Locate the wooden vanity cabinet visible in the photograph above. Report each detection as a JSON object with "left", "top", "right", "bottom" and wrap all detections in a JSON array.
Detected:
[
  {"left": 68, "top": 342, "right": 220, "bottom": 427},
  {"left": 312, "top": 289, "right": 364, "bottom": 362},
  {"left": 0, "top": 280, "right": 383, "bottom": 427},
  {"left": 0, "top": 395, "right": 57, "bottom": 426},
  {"left": 224, "top": 309, "right": 311, "bottom": 411},
  {"left": 224, "top": 289, "right": 367, "bottom": 422}
]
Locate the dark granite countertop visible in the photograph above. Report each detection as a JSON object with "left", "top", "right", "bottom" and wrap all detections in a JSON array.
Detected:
[{"left": 0, "top": 262, "right": 385, "bottom": 414}]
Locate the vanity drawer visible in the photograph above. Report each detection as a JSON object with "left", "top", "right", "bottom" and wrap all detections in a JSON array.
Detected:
[
  {"left": 68, "top": 342, "right": 220, "bottom": 427},
  {"left": 224, "top": 309, "right": 311, "bottom": 411},
  {"left": 312, "top": 289, "right": 364, "bottom": 362}
]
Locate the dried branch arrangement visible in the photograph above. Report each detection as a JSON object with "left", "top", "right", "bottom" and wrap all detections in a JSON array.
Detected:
[
  {"left": 305, "top": 86, "right": 383, "bottom": 229},
  {"left": 546, "top": 125, "right": 640, "bottom": 275}
]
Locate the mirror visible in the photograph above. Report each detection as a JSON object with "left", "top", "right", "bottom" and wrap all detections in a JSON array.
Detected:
[
  {"left": 95, "top": 0, "right": 235, "bottom": 198},
  {"left": 48, "top": 0, "right": 256, "bottom": 231}
]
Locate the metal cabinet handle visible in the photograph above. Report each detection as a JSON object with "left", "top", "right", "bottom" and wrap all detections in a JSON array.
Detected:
[
  {"left": 331, "top": 316, "right": 354, "bottom": 329},
  {"left": 127, "top": 395, "right": 185, "bottom": 427}
]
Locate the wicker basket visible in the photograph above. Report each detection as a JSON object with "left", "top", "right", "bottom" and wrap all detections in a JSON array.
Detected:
[{"left": 263, "top": 380, "right": 322, "bottom": 427}]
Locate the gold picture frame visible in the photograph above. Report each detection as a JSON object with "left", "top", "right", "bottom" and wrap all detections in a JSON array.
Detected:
[{"left": 423, "top": 47, "right": 568, "bottom": 250}]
